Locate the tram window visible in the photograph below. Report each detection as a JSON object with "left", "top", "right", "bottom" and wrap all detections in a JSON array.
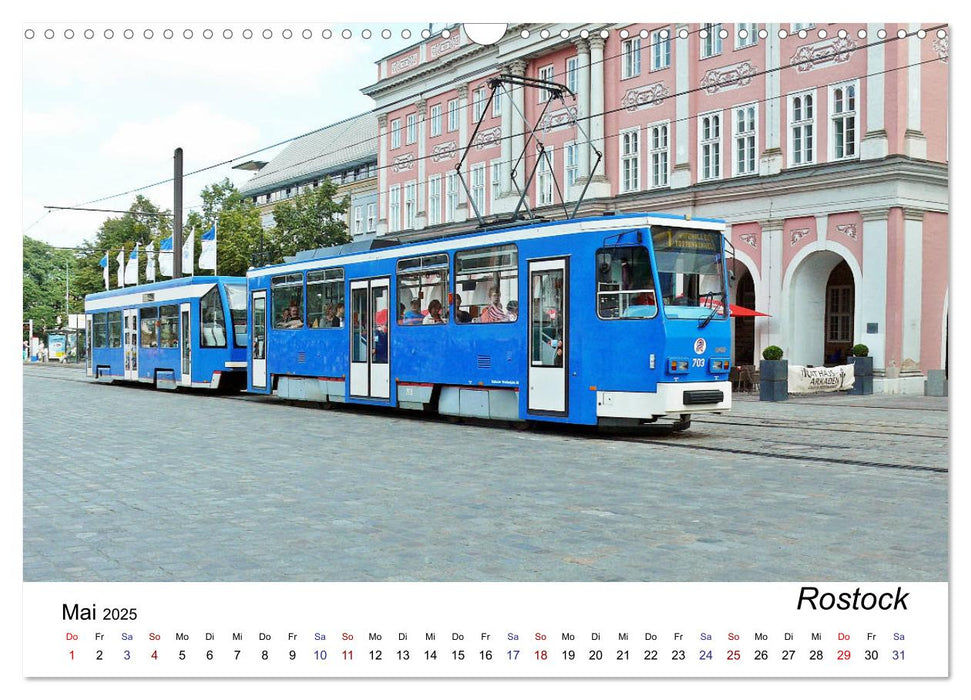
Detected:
[
  {"left": 271, "top": 273, "right": 304, "bottom": 329},
  {"left": 200, "top": 287, "right": 228, "bottom": 347},
  {"left": 140, "top": 307, "right": 159, "bottom": 348},
  {"left": 397, "top": 255, "right": 449, "bottom": 325},
  {"left": 307, "top": 268, "right": 345, "bottom": 328},
  {"left": 107, "top": 311, "right": 122, "bottom": 348},
  {"left": 159, "top": 305, "right": 179, "bottom": 348},
  {"left": 454, "top": 244, "right": 518, "bottom": 324},
  {"left": 93, "top": 313, "right": 108, "bottom": 348},
  {"left": 596, "top": 246, "right": 657, "bottom": 320},
  {"left": 224, "top": 284, "right": 248, "bottom": 346}
]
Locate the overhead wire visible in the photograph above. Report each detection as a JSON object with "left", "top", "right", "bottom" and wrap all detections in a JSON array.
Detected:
[{"left": 39, "top": 23, "right": 947, "bottom": 235}]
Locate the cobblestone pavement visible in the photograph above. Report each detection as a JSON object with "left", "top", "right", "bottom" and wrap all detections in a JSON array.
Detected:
[{"left": 23, "top": 363, "right": 948, "bottom": 582}]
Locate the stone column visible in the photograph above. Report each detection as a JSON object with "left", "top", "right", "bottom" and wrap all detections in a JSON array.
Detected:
[
  {"left": 508, "top": 60, "right": 527, "bottom": 195},
  {"left": 573, "top": 38, "right": 591, "bottom": 201},
  {"left": 671, "top": 24, "right": 692, "bottom": 189},
  {"left": 456, "top": 83, "right": 470, "bottom": 220},
  {"left": 861, "top": 23, "right": 889, "bottom": 159},
  {"left": 760, "top": 23, "right": 783, "bottom": 175},
  {"left": 586, "top": 35, "right": 611, "bottom": 197},
  {"left": 494, "top": 61, "right": 525, "bottom": 215},
  {"left": 376, "top": 113, "right": 389, "bottom": 236},
  {"left": 815, "top": 213, "right": 829, "bottom": 243},
  {"left": 415, "top": 99, "right": 427, "bottom": 230},
  {"left": 860, "top": 207, "right": 890, "bottom": 371},
  {"left": 758, "top": 219, "right": 785, "bottom": 355},
  {"left": 903, "top": 23, "right": 928, "bottom": 158},
  {"left": 901, "top": 208, "right": 925, "bottom": 366}
]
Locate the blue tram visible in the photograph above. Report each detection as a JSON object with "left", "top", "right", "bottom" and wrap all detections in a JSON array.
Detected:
[
  {"left": 245, "top": 213, "right": 732, "bottom": 429},
  {"left": 84, "top": 276, "right": 248, "bottom": 391}
]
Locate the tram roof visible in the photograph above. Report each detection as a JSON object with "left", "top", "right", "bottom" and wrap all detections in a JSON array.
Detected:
[
  {"left": 85, "top": 275, "right": 246, "bottom": 302},
  {"left": 248, "top": 212, "right": 726, "bottom": 279}
]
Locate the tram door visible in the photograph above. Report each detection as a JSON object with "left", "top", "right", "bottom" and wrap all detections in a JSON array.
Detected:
[
  {"left": 349, "top": 277, "right": 390, "bottom": 400},
  {"left": 251, "top": 291, "right": 267, "bottom": 389},
  {"left": 123, "top": 309, "right": 138, "bottom": 381},
  {"left": 180, "top": 302, "right": 192, "bottom": 386},
  {"left": 527, "top": 258, "right": 568, "bottom": 414}
]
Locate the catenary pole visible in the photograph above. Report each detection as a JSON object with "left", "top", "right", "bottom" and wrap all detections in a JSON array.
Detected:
[{"left": 174, "top": 147, "right": 183, "bottom": 278}]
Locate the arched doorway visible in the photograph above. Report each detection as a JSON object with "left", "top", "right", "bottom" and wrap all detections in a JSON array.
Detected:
[
  {"left": 733, "top": 268, "right": 756, "bottom": 365},
  {"left": 788, "top": 251, "right": 856, "bottom": 367},
  {"left": 823, "top": 261, "right": 854, "bottom": 365}
]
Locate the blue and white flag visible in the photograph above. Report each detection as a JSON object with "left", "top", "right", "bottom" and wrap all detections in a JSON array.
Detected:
[
  {"left": 158, "top": 237, "right": 173, "bottom": 277},
  {"left": 198, "top": 223, "right": 217, "bottom": 271},
  {"left": 182, "top": 231, "right": 194, "bottom": 276},
  {"left": 146, "top": 241, "right": 156, "bottom": 282},
  {"left": 125, "top": 243, "right": 140, "bottom": 285},
  {"left": 116, "top": 249, "right": 126, "bottom": 287},
  {"left": 99, "top": 252, "right": 109, "bottom": 290}
]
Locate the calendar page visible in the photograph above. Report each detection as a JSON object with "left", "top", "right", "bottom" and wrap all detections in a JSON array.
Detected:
[{"left": 13, "top": 1, "right": 958, "bottom": 697}]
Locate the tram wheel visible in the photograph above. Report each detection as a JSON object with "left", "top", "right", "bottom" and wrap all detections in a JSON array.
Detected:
[{"left": 672, "top": 414, "right": 692, "bottom": 432}]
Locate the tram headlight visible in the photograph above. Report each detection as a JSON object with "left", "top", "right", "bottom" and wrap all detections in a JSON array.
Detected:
[
  {"left": 666, "top": 357, "right": 689, "bottom": 374},
  {"left": 709, "top": 358, "right": 730, "bottom": 373}
]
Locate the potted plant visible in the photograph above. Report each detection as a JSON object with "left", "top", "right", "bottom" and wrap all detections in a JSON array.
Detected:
[
  {"left": 849, "top": 343, "right": 873, "bottom": 395},
  {"left": 759, "top": 345, "right": 788, "bottom": 401}
]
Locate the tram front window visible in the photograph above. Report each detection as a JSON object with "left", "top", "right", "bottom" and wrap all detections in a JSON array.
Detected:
[{"left": 651, "top": 227, "right": 727, "bottom": 320}]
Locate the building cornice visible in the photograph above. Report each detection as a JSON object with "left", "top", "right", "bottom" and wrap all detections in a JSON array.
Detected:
[{"left": 544, "top": 156, "right": 948, "bottom": 226}]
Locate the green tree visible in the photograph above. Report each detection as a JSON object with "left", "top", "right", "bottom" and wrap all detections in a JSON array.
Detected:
[
  {"left": 73, "top": 195, "right": 172, "bottom": 299},
  {"left": 23, "top": 236, "right": 74, "bottom": 335},
  {"left": 266, "top": 178, "right": 351, "bottom": 263},
  {"left": 183, "top": 178, "right": 263, "bottom": 276}
]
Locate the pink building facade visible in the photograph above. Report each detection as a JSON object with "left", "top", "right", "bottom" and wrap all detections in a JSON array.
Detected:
[{"left": 364, "top": 23, "right": 949, "bottom": 392}]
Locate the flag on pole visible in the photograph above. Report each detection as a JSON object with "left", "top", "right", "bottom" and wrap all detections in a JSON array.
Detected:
[
  {"left": 125, "top": 243, "right": 140, "bottom": 285},
  {"left": 182, "top": 231, "right": 195, "bottom": 276},
  {"left": 116, "top": 249, "right": 126, "bottom": 287},
  {"left": 99, "top": 252, "right": 109, "bottom": 290},
  {"left": 198, "top": 223, "right": 217, "bottom": 271},
  {"left": 146, "top": 241, "right": 156, "bottom": 282},
  {"left": 158, "top": 237, "right": 173, "bottom": 277}
]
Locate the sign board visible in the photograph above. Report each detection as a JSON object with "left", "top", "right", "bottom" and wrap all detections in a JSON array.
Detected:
[
  {"left": 788, "top": 364, "right": 855, "bottom": 393},
  {"left": 47, "top": 333, "right": 66, "bottom": 360}
]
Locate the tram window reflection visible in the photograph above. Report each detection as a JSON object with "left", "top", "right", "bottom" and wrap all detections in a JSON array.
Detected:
[
  {"left": 271, "top": 273, "right": 304, "bottom": 330},
  {"left": 107, "top": 311, "right": 122, "bottom": 348},
  {"left": 454, "top": 244, "right": 518, "bottom": 324},
  {"left": 93, "top": 313, "right": 108, "bottom": 348},
  {"left": 396, "top": 254, "right": 449, "bottom": 326},
  {"left": 140, "top": 307, "right": 159, "bottom": 348},
  {"left": 159, "top": 305, "right": 179, "bottom": 348},
  {"left": 200, "top": 286, "right": 229, "bottom": 346},
  {"left": 596, "top": 246, "right": 657, "bottom": 320},
  {"left": 307, "top": 268, "right": 344, "bottom": 329}
]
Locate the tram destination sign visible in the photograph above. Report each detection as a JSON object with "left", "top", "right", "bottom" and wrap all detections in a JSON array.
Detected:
[{"left": 653, "top": 227, "right": 721, "bottom": 251}]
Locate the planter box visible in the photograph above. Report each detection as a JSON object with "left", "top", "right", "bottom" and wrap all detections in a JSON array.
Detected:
[
  {"left": 925, "top": 369, "right": 948, "bottom": 397},
  {"left": 759, "top": 359, "right": 788, "bottom": 402},
  {"left": 849, "top": 356, "right": 873, "bottom": 395}
]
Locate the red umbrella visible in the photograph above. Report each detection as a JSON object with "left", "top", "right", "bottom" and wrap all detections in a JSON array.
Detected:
[
  {"left": 729, "top": 304, "right": 770, "bottom": 317},
  {"left": 701, "top": 298, "right": 771, "bottom": 317}
]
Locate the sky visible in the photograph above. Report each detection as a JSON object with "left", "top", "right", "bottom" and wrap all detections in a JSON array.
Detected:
[{"left": 21, "top": 17, "right": 435, "bottom": 251}]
